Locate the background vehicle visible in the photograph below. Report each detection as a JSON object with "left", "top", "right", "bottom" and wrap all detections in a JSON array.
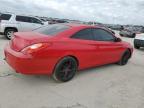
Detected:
[
  {"left": 0, "top": 13, "right": 46, "bottom": 39},
  {"left": 134, "top": 33, "right": 144, "bottom": 49},
  {"left": 119, "top": 29, "right": 136, "bottom": 38},
  {"left": 4, "top": 24, "right": 133, "bottom": 82},
  {"left": 48, "top": 19, "right": 68, "bottom": 24}
]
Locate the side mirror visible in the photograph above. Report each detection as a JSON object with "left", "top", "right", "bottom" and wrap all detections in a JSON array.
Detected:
[{"left": 115, "top": 37, "right": 122, "bottom": 42}]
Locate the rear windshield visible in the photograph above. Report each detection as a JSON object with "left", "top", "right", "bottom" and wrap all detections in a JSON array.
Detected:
[
  {"left": 0, "top": 14, "right": 12, "bottom": 20},
  {"left": 34, "top": 24, "right": 70, "bottom": 35}
]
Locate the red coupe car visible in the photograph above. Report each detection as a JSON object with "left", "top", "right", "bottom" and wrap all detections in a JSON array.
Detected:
[{"left": 4, "top": 24, "right": 133, "bottom": 82}]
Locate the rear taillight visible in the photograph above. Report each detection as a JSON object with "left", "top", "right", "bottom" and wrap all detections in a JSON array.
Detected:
[{"left": 21, "top": 43, "right": 52, "bottom": 55}]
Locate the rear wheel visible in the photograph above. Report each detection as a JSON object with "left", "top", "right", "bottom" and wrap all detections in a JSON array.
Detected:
[
  {"left": 118, "top": 50, "right": 131, "bottom": 65},
  {"left": 52, "top": 57, "right": 78, "bottom": 82},
  {"left": 5, "top": 29, "right": 17, "bottom": 40}
]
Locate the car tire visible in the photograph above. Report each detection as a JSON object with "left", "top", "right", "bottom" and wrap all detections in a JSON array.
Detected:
[
  {"left": 52, "top": 56, "right": 78, "bottom": 82},
  {"left": 134, "top": 45, "right": 140, "bottom": 49},
  {"left": 118, "top": 50, "right": 131, "bottom": 65},
  {"left": 5, "top": 29, "right": 16, "bottom": 40}
]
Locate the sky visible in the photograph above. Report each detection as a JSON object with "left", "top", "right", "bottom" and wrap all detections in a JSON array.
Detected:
[{"left": 0, "top": 0, "right": 144, "bottom": 25}]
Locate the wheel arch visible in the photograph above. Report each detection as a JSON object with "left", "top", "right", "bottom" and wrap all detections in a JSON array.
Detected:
[
  {"left": 52, "top": 55, "right": 79, "bottom": 75},
  {"left": 118, "top": 48, "right": 132, "bottom": 65},
  {"left": 127, "top": 48, "right": 132, "bottom": 58},
  {"left": 67, "top": 55, "right": 79, "bottom": 66},
  {"left": 121, "top": 48, "right": 132, "bottom": 59},
  {"left": 4, "top": 27, "right": 18, "bottom": 34},
  {"left": 57, "top": 55, "right": 79, "bottom": 67}
]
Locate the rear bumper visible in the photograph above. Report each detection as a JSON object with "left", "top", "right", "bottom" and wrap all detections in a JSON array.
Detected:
[
  {"left": 4, "top": 44, "right": 55, "bottom": 75},
  {"left": 134, "top": 39, "right": 144, "bottom": 47}
]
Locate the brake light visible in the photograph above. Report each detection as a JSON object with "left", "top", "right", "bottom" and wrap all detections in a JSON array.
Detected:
[{"left": 21, "top": 43, "right": 52, "bottom": 54}]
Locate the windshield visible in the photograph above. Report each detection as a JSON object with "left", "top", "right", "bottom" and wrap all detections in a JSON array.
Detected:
[{"left": 34, "top": 24, "right": 70, "bottom": 35}]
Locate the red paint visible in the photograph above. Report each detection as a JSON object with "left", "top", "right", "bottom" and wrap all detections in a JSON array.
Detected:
[{"left": 4, "top": 24, "right": 133, "bottom": 75}]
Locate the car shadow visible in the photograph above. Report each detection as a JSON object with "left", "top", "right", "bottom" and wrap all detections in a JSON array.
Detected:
[
  {"left": 13, "top": 73, "right": 56, "bottom": 85},
  {"left": 0, "top": 35, "right": 7, "bottom": 40},
  {"left": 134, "top": 47, "right": 144, "bottom": 52},
  {"left": 11, "top": 63, "right": 117, "bottom": 85},
  {"left": 76, "top": 63, "right": 117, "bottom": 77},
  {"left": 139, "top": 48, "right": 144, "bottom": 51}
]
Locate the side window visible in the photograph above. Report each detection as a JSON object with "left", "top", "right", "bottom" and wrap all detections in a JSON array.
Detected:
[
  {"left": 92, "top": 28, "right": 115, "bottom": 41},
  {"left": 16, "top": 16, "right": 30, "bottom": 23},
  {"left": 71, "top": 29, "right": 93, "bottom": 40},
  {"left": 0, "top": 14, "right": 12, "bottom": 20},
  {"left": 30, "top": 17, "right": 42, "bottom": 24}
]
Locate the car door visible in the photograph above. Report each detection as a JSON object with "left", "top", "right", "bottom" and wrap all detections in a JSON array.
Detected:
[
  {"left": 91, "top": 28, "right": 124, "bottom": 65},
  {"left": 29, "top": 17, "right": 44, "bottom": 30},
  {"left": 16, "top": 15, "right": 34, "bottom": 32},
  {"left": 16, "top": 16, "right": 43, "bottom": 32},
  {"left": 71, "top": 28, "right": 103, "bottom": 68}
]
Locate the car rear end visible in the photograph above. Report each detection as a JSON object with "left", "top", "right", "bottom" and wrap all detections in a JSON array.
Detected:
[
  {"left": 4, "top": 24, "right": 73, "bottom": 75},
  {"left": 4, "top": 32, "right": 57, "bottom": 75},
  {"left": 4, "top": 41, "right": 33, "bottom": 74}
]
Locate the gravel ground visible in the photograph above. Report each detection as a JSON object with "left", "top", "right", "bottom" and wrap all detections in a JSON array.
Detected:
[{"left": 0, "top": 32, "right": 144, "bottom": 108}]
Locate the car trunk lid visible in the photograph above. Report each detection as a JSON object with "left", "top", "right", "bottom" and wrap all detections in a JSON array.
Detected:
[{"left": 10, "top": 32, "right": 53, "bottom": 52}]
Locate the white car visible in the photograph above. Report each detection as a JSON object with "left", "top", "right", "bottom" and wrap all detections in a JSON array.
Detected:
[
  {"left": 134, "top": 33, "right": 144, "bottom": 49},
  {"left": 0, "top": 13, "right": 47, "bottom": 39},
  {"left": 119, "top": 29, "right": 136, "bottom": 38}
]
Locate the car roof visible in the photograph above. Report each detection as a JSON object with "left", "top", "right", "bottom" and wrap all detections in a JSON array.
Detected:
[
  {"left": 1, "top": 12, "right": 39, "bottom": 18},
  {"left": 51, "top": 23, "right": 109, "bottom": 38},
  {"left": 63, "top": 23, "right": 96, "bottom": 28}
]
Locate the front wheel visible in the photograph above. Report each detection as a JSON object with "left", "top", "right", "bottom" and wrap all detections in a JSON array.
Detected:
[
  {"left": 52, "top": 57, "right": 78, "bottom": 82},
  {"left": 118, "top": 50, "right": 131, "bottom": 65}
]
